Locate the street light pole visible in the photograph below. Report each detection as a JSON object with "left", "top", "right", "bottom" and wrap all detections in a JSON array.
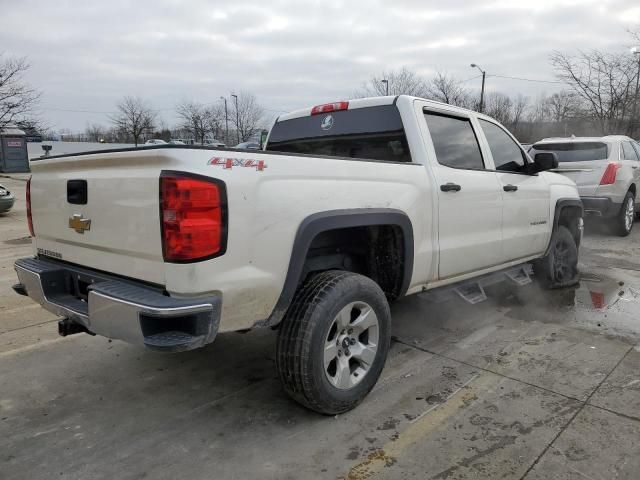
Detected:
[
  {"left": 630, "top": 47, "right": 640, "bottom": 138},
  {"left": 220, "top": 96, "right": 229, "bottom": 146},
  {"left": 381, "top": 79, "right": 389, "bottom": 96},
  {"left": 470, "top": 63, "right": 486, "bottom": 113},
  {"left": 231, "top": 94, "right": 239, "bottom": 145}
]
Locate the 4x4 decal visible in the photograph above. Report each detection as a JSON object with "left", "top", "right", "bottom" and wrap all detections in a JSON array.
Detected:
[{"left": 208, "top": 157, "right": 267, "bottom": 171}]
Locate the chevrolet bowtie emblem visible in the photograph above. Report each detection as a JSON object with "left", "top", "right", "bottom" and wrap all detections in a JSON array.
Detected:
[{"left": 69, "top": 214, "right": 91, "bottom": 234}]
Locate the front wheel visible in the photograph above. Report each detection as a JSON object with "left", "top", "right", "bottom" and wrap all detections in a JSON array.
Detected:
[
  {"left": 534, "top": 225, "right": 579, "bottom": 289},
  {"left": 276, "top": 270, "right": 391, "bottom": 415}
]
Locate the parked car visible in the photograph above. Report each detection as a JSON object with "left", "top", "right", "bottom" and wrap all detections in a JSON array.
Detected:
[
  {"left": 144, "top": 139, "right": 167, "bottom": 145},
  {"left": 234, "top": 141, "right": 260, "bottom": 149},
  {"left": 203, "top": 139, "right": 226, "bottom": 147},
  {"left": 529, "top": 136, "right": 640, "bottom": 236},
  {"left": 14, "top": 95, "right": 582, "bottom": 415},
  {"left": 0, "top": 184, "right": 15, "bottom": 213},
  {"left": 168, "top": 139, "right": 185, "bottom": 145}
]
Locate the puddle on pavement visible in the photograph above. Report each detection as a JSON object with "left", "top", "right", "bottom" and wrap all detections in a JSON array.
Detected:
[
  {"left": 575, "top": 272, "right": 630, "bottom": 310},
  {"left": 496, "top": 270, "right": 640, "bottom": 343}
]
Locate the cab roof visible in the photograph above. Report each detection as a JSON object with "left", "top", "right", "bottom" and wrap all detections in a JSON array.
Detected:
[{"left": 276, "top": 95, "right": 480, "bottom": 122}]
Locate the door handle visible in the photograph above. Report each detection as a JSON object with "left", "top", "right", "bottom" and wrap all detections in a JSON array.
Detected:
[
  {"left": 503, "top": 184, "right": 518, "bottom": 192},
  {"left": 440, "top": 183, "right": 461, "bottom": 192}
]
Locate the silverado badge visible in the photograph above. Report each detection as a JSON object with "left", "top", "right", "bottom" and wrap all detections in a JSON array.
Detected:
[{"left": 69, "top": 214, "right": 91, "bottom": 234}]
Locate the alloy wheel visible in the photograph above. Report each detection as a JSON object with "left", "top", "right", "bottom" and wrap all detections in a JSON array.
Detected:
[
  {"left": 324, "top": 301, "right": 379, "bottom": 390},
  {"left": 624, "top": 197, "right": 634, "bottom": 233}
]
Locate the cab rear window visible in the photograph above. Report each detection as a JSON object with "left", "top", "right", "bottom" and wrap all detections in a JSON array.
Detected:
[
  {"left": 266, "top": 105, "right": 412, "bottom": 163},
  {"left": 530, "top": 142, "right": 608, "bottom": 162}
]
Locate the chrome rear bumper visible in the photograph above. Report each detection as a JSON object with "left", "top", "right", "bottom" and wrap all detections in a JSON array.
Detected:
[{"left": 14, "top": 257, "right": 221, "bottom": 352}]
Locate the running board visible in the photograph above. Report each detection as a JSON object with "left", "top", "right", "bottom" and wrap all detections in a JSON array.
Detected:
[
  {"left": 505, "top": 266, "right": 532, "bottom": 286},
  {"left": 454, "top": 283, "right": 487, "bottom": 304},
  {"left": 419, "top": 264, "right": 533, "bottom": 305}
]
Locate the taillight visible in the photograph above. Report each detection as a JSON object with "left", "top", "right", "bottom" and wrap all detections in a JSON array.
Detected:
[
  {"left": 310, "top": 101, "right": 349, "bottom": 115},
  {"left": 26, "top": 176, "right": 34, "bottom": 236},
  {"left": 600, "top": 162, "right": 621, "bottom": 185},
  {"left": 160, "top": 172, "right": 226, "bottom": 262}
]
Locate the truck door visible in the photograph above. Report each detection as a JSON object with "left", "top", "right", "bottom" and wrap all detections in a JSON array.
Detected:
[
  {"left": 478, "top": 119, "right": 550, "bottom": 260},
  {"left": 422, "top": 109, "right": 504, "bottom": 279}
]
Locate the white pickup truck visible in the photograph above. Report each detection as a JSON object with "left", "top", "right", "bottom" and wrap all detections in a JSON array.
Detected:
[{"left": 14, "top": 95, "right": 583, "bottom": 414}]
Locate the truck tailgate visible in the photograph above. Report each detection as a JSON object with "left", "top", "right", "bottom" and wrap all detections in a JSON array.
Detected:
[{"left": 30, "top": 151, "right": 166, "bottom": 285}]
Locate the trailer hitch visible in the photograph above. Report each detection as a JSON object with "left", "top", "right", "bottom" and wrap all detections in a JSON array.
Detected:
[{"left": 58, "top": 318, "right": 95, "bottom": 337}]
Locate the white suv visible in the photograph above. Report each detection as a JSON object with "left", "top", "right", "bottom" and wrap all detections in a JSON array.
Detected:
[{"left": 529, "top": 136, "right": 640, "bottom": 236}]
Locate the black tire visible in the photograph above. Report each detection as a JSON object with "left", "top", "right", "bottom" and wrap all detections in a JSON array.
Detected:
[
  {"left": 276, "top": 270, "right": 391, "bottom": 415},
  {"left": 534, "top": 225, "right": 579, "bottom": 289},
  {"left": 611, "top": 191, "right": 634, "bottom": 237}
]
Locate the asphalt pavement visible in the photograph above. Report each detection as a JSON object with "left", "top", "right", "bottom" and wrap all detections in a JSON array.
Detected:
[{"left": 1, "top": 174, "right": 639, "bottom": 480}]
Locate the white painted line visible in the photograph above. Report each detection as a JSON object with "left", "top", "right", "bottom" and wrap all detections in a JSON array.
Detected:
[
  {"left": 0, "top": 337, "right": 66, "bottom": 358},
  {"left": 410, "top": 373, "right": 480, "bottom": 424}
]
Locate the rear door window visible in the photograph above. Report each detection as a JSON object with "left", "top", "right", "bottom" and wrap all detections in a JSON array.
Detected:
[
  {"left": 266, "top": 105, "right": 411, "bottom": 162},
  {"left": 424, "top": 112, "right": 484, "bottom": 170},
  {"left": 479, "top": 119, "right": 527, "bottom": 173},
  {"left": 621, "top": 141, "right": 640, "bottom": 161},
  {"left": 530, "top": 142, "right": 608, "bottom": 162}
]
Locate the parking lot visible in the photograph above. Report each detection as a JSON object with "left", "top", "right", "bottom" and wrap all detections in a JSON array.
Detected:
[{"left": 1, "top": 174, "right": 639, "bottom": 480}]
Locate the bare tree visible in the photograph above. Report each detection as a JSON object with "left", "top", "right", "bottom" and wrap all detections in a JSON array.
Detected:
[
  {"left": 544, "top": 90, "right": 581, "bottom": 123},
  {"left": 176, "top": 101, "right": 225, "bottom": 144},
  {"left": 176, "top": 101, "right": 209, "bottom": 144},
  {"left": 484, "top": 92, "right": 514, "bottom": 126},
  {"left": 110, "top": 96, "right": 155, "bottom": 146},
  {"left": 16, "top": 117, "right": 49, "bottom": 136},
  {"left": 0, "top": 55, "right": 41, "bottom": 129},
  {"left": 355, "top": 67, "right": 430, "bottom": 98},
  {"left": 501, "top": 94, "right": 529, "bottom": 139},
  {"left": 85, "top": 123, "right": 105, "bottom": 142},
  {"left": 204, "top": 105, "right": 224, "bottom": 141},
  {"left": 231, "top": 92, "right": 264, "bottom": 143},
  {"left": 525, "top": 94, "right": 549, "bottom": 124},
  {"left": 550, "top": 50, "right": 638, "bottom": 135},
  {"left": 627, "top": 27, "right": 640, "bottom": 136},
  {"left": 426, "top": 71, "right": 472, "bottom": 107},
  {"left": 510, "top": 95, "right": 529, "bottom": 128}
]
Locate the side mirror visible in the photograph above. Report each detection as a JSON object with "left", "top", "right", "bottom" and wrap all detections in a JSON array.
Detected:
[
  {"left": 533, "top": 152, "right": 559, "bottom": 171},
  {"left": 41, "top": 144, "right": 52, "bottom": 157}
]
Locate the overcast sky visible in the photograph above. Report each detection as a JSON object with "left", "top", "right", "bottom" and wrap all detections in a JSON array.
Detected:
[{"left": 2, "top": 0, "right": 639, "bottom": 131}]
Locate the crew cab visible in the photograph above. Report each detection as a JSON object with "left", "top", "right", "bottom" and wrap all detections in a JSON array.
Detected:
[{"left": 13, "top": 96, "right": 583, "bottom": 414}]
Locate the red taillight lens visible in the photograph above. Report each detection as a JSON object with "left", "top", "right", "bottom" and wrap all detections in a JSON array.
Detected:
[
  {"left": 26, "top": 176, "right": 34, "bottom": 236},
  {"left": 600, "top": 162, "right": 621, "bottom": 185},
  {"left": 310, "top": 101, "right": 349, "bottom": 115},
  {"left": 160, "top": 173, "right": 226, "bottom": 262}
]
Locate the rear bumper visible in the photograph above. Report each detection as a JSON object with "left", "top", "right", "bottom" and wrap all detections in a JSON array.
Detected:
[
  {"left": 13, "top": 257, "right": 221, "bottom": 352},
  {"left": 580, "top": 196, "right": 621, "bottom": 218}
]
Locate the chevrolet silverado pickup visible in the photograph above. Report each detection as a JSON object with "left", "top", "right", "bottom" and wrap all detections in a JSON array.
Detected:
[{"left": 13, "top": 95, "right": 583, "bottom": 414}]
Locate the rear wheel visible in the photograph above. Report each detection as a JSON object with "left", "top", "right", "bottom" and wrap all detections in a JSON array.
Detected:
[
  {"left": 276, "top": 270, "right": 391, "bottom": 415},
  {"left": 611, "top": 191, "right": 634, "bottom": 237},
  {"left": 534, "top": 225, "right": 579, "bottom": 289}
]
